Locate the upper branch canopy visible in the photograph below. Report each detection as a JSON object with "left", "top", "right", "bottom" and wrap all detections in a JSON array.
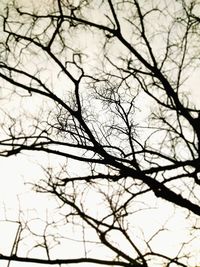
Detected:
[{"left": 0, "top": 0, "right": 200, "bottom": 266}]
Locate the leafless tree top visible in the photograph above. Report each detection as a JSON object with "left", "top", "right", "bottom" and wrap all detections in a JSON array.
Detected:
[{"left": 0, "top": 0, "right": 200, "bottom": 267}]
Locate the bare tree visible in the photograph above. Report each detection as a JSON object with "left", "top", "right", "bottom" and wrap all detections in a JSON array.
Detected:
[{"left": 0, "top": 0, "right": 200, "bottom": 266}]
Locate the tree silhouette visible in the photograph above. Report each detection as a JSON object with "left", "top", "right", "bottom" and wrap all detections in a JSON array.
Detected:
[{"left": 0, "top": 0, "right": 200, "bottom": 266}]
